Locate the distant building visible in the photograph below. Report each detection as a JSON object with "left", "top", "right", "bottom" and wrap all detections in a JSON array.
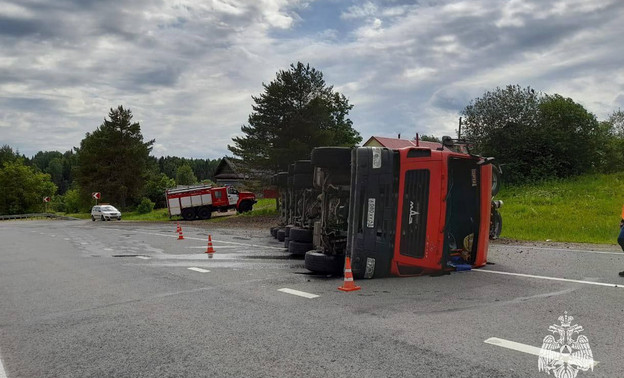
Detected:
[{"left": 213, "top": 157, "right": 246, "bottom": 186}]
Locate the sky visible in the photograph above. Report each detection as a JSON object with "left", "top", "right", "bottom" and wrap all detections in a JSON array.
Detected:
[{"left": 1, "top": 0, "right": 623, "bottom": 160}]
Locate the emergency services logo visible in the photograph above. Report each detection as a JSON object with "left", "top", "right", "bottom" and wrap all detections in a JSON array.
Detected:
[{"left": 538, "top": 312, "right": 594, "bottom": 377}]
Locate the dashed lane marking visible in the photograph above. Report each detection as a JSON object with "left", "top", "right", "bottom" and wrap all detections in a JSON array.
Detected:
[
  {"left": 278, "top": 288, "right": 319, "bottom": 299},
  {"left": 188, "top": 267, "right": 210, "bottom": 273},
  {"left": 474, "top": 269, "right": 623, "bottom": 288},
  {"left": 484, "top": 337, "right": 599, "bottom": 366},
  {"left": 136, "top": 256, "right": 150, "bottom": 260}
]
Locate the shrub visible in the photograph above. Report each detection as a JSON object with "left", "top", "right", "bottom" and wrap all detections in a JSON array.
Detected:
[{"left": 136, "top": 197, "right": 155, "bottom": 214}]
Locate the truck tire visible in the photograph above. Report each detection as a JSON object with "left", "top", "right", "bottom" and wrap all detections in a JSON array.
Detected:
[
  {"left": 311, "top": 147, "right": 351, "bottom": 170},
  {"left": 237, "top": 201, "right": 253, "bottom": 213},
  {"left": 294, "top": 160, "right": 313, "bottom": 174},
  {"left": 270, "top": 227, "right": 278, "bottom": 238},
  {"left": 198, "top": 206, "right": 212, "bottom": 220},
  {"left": 492, "top": 166, "right": 501, "bottom": 197},
  {"left": 181, "top": 208, "right": 196, "bottom": 221},
  {"left": 304, "top": 251, "right": 344, "bottom": 275},
  {"left": 277, "top": 229, "right": 286, "bottom": 242},
  {"left": 490, "top": 209, "right": 502, "bottom": 239},
  {"left": 288, "top": 227, "right": 313, "bottom": 243},
  {"left": 293, "top": 174, "right": 313, "bottom": 189},
  {"left": 288, "top": 240, "right": 313, "bottom": 255},
  {"left": 92, "top": 216, "right": 95, "bottom": 221},
  {"left": 276, "top": 172, "right": 288, "bottom": 188}
]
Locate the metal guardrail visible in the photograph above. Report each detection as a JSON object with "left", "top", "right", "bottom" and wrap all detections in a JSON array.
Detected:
[{"left": 0, "top": 213, "right": 79, "bottom": 221}]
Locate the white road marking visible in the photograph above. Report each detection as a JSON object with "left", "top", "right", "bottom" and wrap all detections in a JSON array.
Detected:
[
  {"left": 474, "top": 269, "right": 623, "bottom": 288},
  {"left": 188, "top": 267, "right": 210, "bottom": 273},
  {"left": 278, "top": 288, "right": 319, "bottom": 299},
  {"left": 0, "top": 349, "right": 7, "bottom": 378},
  {"left": 484, "top": 337, "right": 599, "bottom": 366},
  {"left": 498, "top": 244, "right": 623, "bottom": 256},
  {"left": 136, "top": 256, "right": 150, "bottom": 260}
]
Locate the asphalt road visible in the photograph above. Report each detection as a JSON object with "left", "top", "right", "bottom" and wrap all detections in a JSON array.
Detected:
[{"left": 1, "top": 220, "right": 623, "bottom": 377}]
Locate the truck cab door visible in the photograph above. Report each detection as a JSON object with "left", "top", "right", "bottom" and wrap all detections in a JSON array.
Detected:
[{"left": 227, "top": 186, "right": 239, "bottom": 206}]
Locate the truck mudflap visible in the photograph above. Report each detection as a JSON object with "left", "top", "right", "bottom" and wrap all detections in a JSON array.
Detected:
[{"left": 347, "top": 147, "right": 399, "bottom": 279}]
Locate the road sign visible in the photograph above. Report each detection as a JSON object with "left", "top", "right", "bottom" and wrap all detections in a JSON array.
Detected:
[
  {"left": 92, "top": 192, "right": 101, "bottom": 200},
  {"left": 43, "top": 196, "right": 51, "bottom": 203}
]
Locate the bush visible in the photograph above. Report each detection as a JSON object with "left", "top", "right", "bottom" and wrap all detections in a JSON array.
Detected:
[{"left": 136, "top": 197, "right": 155, "bottom": 214}]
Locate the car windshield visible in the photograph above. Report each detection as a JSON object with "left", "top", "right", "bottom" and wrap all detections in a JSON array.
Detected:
[{"left": 101, "top": 206, "right": 117, "bottom": 211}]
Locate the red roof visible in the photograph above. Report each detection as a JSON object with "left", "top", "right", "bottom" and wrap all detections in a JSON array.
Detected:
[{"left": 365, "top": 136, "right": 444, "bottom": 150}]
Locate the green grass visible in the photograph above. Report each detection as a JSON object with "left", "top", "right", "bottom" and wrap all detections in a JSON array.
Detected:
[{"left": 497, "top": 172, "right": 624, "bottom": 244}]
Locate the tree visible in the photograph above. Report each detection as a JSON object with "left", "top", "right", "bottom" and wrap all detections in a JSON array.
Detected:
[
  {"left": 75, "top": 106, "right": 154, "bottom": 208},
  {"left": 143, "top": 172, "right": 175, "bottom": 208},
  {"left": 0, "top": 159, "right": 57, "bottom": 214},
  {"left": 461, "top": 85, "right": 607, "bottom": 183},
  {"left": 229, "top": 62, "right": 361, "bottom": 172},
  {"left": 0, "top": 145, "right": 21, "bottom": 166},
  {"left": 176, "top": 164, "right": 197, "bottom": 185}
]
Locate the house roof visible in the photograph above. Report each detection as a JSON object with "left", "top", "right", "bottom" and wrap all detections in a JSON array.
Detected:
[
  {"left": 363, "top": 136, "right": 444, "bottom": 150},
  {"left": 214, "top": 157, "right": 244, "bottom": 179}
]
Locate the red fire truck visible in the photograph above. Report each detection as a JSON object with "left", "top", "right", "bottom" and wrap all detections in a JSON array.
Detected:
[{"left": 165, "top": 184, "right": 256, "bottom": 220}]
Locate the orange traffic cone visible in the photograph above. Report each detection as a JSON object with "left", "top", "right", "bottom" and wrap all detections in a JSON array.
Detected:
[
  {"left": 205, "top": 235, "right": 215, "bottom": 255},
  {"left": 177, "top": 224, "right": 184, "bottom": 240},
  {"left": 176, "top": 222, "right": 181, "bottom": 233},
  {"left": 338, "top": 256, "right": 361, "bottom": 292}
]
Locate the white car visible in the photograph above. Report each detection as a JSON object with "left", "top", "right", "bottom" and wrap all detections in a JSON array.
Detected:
[{"left": 91, "top": 205, "right": 122, "bottom": 221}]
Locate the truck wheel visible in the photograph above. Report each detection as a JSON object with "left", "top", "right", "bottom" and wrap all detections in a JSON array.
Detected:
[
  {"left": 270, "top": 227, "right": 278, "bottom": 238},
  {"left": 294, "top": 160, "right": 313, "bottom": 174},
  {"left": 181, "top": 208, "right": 196, "bottom": 221},
  {"left": 288, "top": 240, "right": 314, "bottom": 256},
  {"left": 489, "top": 209, "right": 502, "bottom": 239},
  {"left": 288, "top": 227, "right": 313, "bottom": 243},
  {"left": 277, "top": 229, "right": 286, "bottom": 242},
  {"left": 92, "top": 216, "right": 95, "bottom": 221},
  {"left": 293, "top": 174, "right": 313, "bottom": 189},
  {"left": 237, "top": 201, "right": 253, "bottom": 213},
  {"left": 311, "top": 147, "right": 352, "bottom": 170},
  {"left": 304, "top": 251, "right": 344, "bottom": 275},
  {"left": 101, "top": 215, "right": 105, "bottom": 221},
  {"left": 491, "top": 166, "right": 501, "bottom": 197},
  {"left": 198, "top": 206, "right": 212, "bottom": 220}
]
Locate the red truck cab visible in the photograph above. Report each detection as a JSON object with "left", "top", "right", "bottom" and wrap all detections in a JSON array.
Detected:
[{"left": 348, "top": 145, "right": 494, "bottom": 278}]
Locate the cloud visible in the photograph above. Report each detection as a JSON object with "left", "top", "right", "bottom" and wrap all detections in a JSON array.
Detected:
[{"left": 0, "top": 0, "right": 623, "bottom": 160}]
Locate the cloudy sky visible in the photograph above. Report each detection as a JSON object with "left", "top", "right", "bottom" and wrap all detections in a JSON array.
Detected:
[{"left": 1, "top": 0, "right": 623, "bottom": 160}]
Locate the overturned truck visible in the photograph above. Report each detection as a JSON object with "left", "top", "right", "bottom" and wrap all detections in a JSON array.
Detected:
[{"left": 270, "top": 137, "right": 502, "bottom": 278}]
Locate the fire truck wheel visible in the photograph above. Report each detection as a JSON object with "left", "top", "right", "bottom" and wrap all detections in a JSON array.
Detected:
[
  {"left": 489, "top": 209, "right": 502, "bottom": 239},
  {"left": 91, "top": 216, "right": 95, "bottom": 221},
  {"left": 288, "top": 227, "right": 313, "bottom": 243},
  {"left": 277, "top": 229, "right": 286, "bottom": 242},
  {"left": 237, "top": 201, "right": 253, "bottom": 213},
  {"left": 181, "top": 208, "right": 196, "bottom": 221},
  {"left": 311, "top": 147, "right": 352, "bottom": 170},
  {"left": 198, "top": 206, "right": 212, "bottom": 220},
  {"left": 304, "top": 251, "right": 344, "bottom": 275},
  {"left": 288, "top": 240, "right": 314, "bottom": 255}
]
